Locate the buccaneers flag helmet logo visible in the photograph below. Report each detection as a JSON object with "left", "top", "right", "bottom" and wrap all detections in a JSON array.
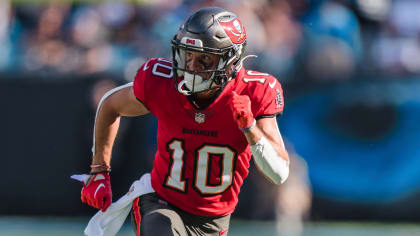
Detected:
[{"left": 218, "top": 17, "right": 246, "bottom": 44}]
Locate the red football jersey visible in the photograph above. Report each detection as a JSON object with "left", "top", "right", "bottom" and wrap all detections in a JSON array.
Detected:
[{"left": 132, "top": 58, "right": 284, "bottom": 216}]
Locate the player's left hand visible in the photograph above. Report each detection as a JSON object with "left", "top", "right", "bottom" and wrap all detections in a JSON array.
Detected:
[{"left": 228, "top": 91, "right": 255, "bottom": 131}]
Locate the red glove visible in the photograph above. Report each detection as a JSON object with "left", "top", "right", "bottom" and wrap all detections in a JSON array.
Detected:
[
  {"left": 228, "top": 91, "right": 255, "bottom": 131},
  {"left": 81, "top": 172, "right": 112, "bottom": 212}
]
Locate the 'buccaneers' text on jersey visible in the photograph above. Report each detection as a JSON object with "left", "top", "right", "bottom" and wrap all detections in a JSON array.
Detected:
[{"left": 132, "top": 57, "right": 284, "bottom": 216}]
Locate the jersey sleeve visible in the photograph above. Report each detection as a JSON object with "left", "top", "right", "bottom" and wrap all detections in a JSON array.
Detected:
[
  {"left": 132, "top": 61, "right": 150, "bottom": 109},
  {"left": 132, "top": 57, "right": 174, "bottom": 114},
  {"left": 249, "top": 75, "right": 285, "bottom": 119}
]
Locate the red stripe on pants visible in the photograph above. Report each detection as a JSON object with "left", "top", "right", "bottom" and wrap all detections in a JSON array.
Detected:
[{"left": 132, "top": 197, "right": 141, "bottom": 236}]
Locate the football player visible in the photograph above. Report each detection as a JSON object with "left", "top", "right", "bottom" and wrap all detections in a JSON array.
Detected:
[{"left": 80, "top": 7, "right": 290, "bottom": 236}]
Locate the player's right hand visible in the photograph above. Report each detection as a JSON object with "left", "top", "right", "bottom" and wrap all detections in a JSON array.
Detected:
[
  {"left": 81, "top": 172, "right": 112, "bottom": 212},
  {"left": 228, "top": 91, "right": 255, "bottom": 131}
]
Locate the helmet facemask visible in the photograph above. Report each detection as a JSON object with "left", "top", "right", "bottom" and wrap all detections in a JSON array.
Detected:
[{"left": 171, "top": 39, "right": 240, "bottom": 95}]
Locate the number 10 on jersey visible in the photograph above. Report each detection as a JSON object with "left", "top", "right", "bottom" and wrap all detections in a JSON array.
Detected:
[{"left": 164, "top": 139, "right": 237, "bottom": 196}]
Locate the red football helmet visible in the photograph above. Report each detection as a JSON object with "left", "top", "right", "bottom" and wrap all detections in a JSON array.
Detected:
[{"left": 171, "top": 7, "right": 247, "bottom": 95}]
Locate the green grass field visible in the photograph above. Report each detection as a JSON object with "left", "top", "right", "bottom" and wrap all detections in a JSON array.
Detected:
[{"left": 0, "top": 216, "right": 419, "bottom": 236}]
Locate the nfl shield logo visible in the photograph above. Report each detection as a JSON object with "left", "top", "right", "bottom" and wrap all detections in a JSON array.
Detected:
[{"left": 195, "top": 113, "right": 205, "bottom": 124}]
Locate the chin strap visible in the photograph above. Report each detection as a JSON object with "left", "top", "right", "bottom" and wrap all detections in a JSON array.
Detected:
[
  {"left": 235, "top": 54, "right": 257, "bottom": 72},
  {"left": 229, "top": 55, "right": 257, "bottom": 81},
  {"left": 177, "top": 80, "right": 191, "bottom": 95},
  {"left": 176, "top": 55, "right": 257, "bottom": 95}
]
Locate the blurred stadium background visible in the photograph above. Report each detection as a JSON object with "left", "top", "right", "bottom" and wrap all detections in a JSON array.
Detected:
[{"left": 2, "top": 0, "right": 420, "bottom": 235}]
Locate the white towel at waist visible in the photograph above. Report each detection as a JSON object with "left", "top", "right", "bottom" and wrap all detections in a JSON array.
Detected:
[{"left": 84, "top": 173, "right": 154, "bottom": 236}]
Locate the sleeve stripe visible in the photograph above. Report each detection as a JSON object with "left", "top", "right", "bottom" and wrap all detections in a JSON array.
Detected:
[
  {"left": 255, "top": 112, "right": 283, "bottom": 120},
  {"left": 92, "top": 82, "right": 133, "bottom": 155}
]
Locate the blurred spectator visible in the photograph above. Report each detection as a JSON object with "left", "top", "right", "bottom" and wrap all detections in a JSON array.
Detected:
[
  {"left": 22, "top": 3, "right": 72, "bottom": 74},
  {"left": 371, "top": 0, "right": 420, "bottom": 75},
  {"left": 0, "top": 1, "right": 14, "bottom": 71},
  {"left": 71, "top": 6, "right": 107, "bottom": 48},
  {"left": 2, "top": 0, "right": 420, "bottom": 81},
  {"left": 259, "top": 0, "right": 302, "bottom": 80},
  {"left": 300, "top": 0, "right": 362, "bottom": 81}
]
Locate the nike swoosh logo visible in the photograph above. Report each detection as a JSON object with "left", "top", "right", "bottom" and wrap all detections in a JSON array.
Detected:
[
  {"left": 94, "top": 174, "right": 105, "bottom": 181},
  {"left": 269, "top": 79, "right": 276, "bottom": 88},
  {"left": 94, "top": 183, "right": 105, "bottom": 198},
  {"left": 246, "top": 71, "right": 268, "bottom": 76}
]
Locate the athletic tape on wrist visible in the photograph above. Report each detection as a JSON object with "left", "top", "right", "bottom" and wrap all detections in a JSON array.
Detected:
[{"left": 250, "top": 136, "right": 289, "bottom": 184}]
